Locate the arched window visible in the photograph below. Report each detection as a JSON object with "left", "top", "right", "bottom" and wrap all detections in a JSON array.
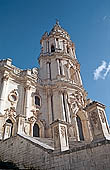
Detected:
[
  {"left": 51, "top": 45, "right": 55, "bottom": 52},
  {"left": 33, "top": 123, "right": 40, "bottom": 137},
  {"left": 35, "top": 96, "right": 40, "bottom": 106},
  {"left": 6, "top": 119, "right": 13, "bottom": 136},
  {"left": 76, "top": 115, "right": 84, "bottom": 141}
]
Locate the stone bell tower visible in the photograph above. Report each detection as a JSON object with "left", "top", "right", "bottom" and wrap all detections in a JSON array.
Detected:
[
  {"left": 38, "top": 21, "right": 92, "bottom": 146},
  {"left": 39, "top": 20, "right": 80, "bottom": 83}
]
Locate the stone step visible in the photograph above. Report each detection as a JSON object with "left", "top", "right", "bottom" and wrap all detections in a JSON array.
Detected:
[{"left": 33, "top": 137, "right": 54, "bottom": 147}]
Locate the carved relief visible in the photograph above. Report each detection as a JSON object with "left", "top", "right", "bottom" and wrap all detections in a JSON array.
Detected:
[
  {"left": 60, "top": 126, "right": 66, "bottom": 137},
  {"left": 31, "top": 68, "right": 38, "bottom": 77},
  {"left": 99, "top": 109, "right": 106, "bottom": 123},
  {"left": 90, "top": 110, "right": 101, "bottom": 134},
  {"left": 68, "top": 91, "right": 85, "bottom": 116},
  {"left": 90, "top": 111, "right": 98, "bottom": 125},
  {"left": 4, "top": 107, "right": 16, "bottom": 119}
]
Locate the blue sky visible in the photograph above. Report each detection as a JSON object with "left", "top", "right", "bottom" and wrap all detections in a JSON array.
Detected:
[{"left": 0, "top": 0, "right": 110, "bottom": 123}]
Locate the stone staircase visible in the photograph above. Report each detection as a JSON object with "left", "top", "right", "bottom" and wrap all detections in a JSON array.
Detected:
[
  {"left": 20, "top": 134, "right": 90, "bottom": 151},
  {"left": 33, "top": 137, "right": 54, "bottom": 147},
  {"left": 18, "top": 133, "right": 54, "bottom": 150}
]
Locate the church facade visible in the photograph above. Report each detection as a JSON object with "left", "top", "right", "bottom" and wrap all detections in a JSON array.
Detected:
[{"left": 0, "top": 22, "right": 110, "bottom": 152}]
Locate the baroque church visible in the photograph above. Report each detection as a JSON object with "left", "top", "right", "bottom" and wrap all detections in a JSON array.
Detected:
[{"left": 0, "top": 21, "right": 110, "bottom": 155}]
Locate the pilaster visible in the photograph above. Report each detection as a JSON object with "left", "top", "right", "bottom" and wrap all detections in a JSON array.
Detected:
[
  {"left": 0, "top": 73, "right": 9, "bottom": 114},
  {"left": 24, "top": 82, "right": 31, "bottom": 119}
]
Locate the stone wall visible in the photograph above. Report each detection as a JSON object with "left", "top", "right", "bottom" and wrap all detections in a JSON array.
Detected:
[{"left": 0, "top": 135, "right": 110, "bottom": 170}]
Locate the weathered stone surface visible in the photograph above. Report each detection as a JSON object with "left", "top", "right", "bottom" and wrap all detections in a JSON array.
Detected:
[{"left": 0, "top": 135, "right": 110, "bottom": 170}]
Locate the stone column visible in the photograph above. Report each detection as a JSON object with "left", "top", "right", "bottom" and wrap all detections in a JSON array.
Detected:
[
  {"left": 74, "top": 71, "right": 77, "bottom": 83},
  {"left": 56, "top": 59, "right": 60, "bottom": 76},
  {"left": 0, "top": 73, "right": 9, "bottom": 114},
  {"left": 61, "top": 92, "right": 66, "bottom": 121},
  {"left": 24, "top": 83, "right": 31, "bottom": 119},
  {"left": 77, "top": 70, "right": 82, "bottom": 85},
  {"left": 67, "top": 64, "right": 71, "bottom": 80},
  {"left": 64, "top": 93, "right": 71, "bottom": 123},
  {"left": 51, "top": 120, "right": 69, "bottom": 151},
  {"left": 61, "top": 60, "right": 65, "bottom": 76},
  {"left": 28, "top": 117, "right": 36, "bottom": 137},
  {"left": 47, "top": 62, "right": 50, "bottom": 79},
  {"left": 47, "top": 89, "right": 55, "bottom": 125}
]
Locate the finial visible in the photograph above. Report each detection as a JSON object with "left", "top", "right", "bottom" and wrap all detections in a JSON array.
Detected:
[{"left": 56, "top": 19, "right": 59, "bottom": 25}]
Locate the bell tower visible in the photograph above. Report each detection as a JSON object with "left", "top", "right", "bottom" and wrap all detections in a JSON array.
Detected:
[
  {"left": 39, "top": 21, "right": 82, "bottom": 86},
  {"left": 38, "top": 22, "right": 90, "bottom": 142}
]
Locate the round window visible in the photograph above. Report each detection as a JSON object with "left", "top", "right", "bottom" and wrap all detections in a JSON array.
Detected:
[{"left": 10, "top": 94, "right": 17, "bottom": 102}]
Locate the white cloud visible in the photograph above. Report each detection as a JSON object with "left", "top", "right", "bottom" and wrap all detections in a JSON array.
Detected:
[
  {"left": 104, "top": 62, "right": 110, "bottom": 78},
  {"left": 102, "top": 16, "right": 110, "bottom": 21},
  {"left": 103, "top": 16, "right": 107, "bottom": 20},
  {"left": 94, "top": 61, "right": 106, "bottom": 80},
  {"left": 94, "top": 60, "right": 110, "bottom": 80}
]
